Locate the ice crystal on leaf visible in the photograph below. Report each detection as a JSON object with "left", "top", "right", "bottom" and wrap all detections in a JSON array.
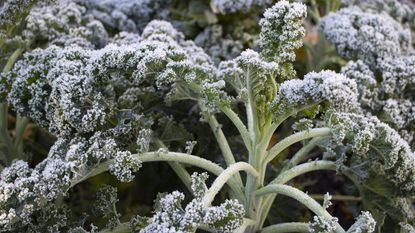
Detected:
[
  {"left": 309, "top": 216, "right": 338, "bottom": 233},
  {"left": 258, "top": 0, "right": 306, "bottom": 65},
  {"left": 326, "top": 112, "right": 415, "bottom": 195},
  {"left": 109, "top": 151, "right": 142, "bottom": 182},
  {"left": 140, "top": 173, "right": 244, "bottom": 233},
  {"left": 1, "top": 0, "right": 414, "bottom": 232},
  {"left": 210, "top": 0, "right": 271, "bottom": 14},
  {"left": 270, "top": 70, "right": 360, "bottom": 118},
  {"left": 346, "top": 211, "right": 376, "bottom": 233},
  {"left": 321, "top": 4, "right": 415, "bottom": 148},
  {"left": 320, "top": 6, "right": 412, "bottom": 66}
]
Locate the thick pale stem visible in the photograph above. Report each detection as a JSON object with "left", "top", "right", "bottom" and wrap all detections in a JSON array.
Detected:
[
  {"left": 2, "top": 48, "right": 24, "bottom": 73},
  {"left": 255, "top": 184, "right": 346, "bottom": 233},
  {"left": 289, "top": 137, "right": 321, "bottom": 166},
  {"left": 261, "top": 222, "right": 309, "bottom": 233},
  {"left": 71, "top": 152, "right": 245, "bottom": 202},
  {"left": 271, "top": 160, "right": 336, "bottom": 184},
  {"left": 309, "top": 194, "right": 362, "bottom": 202},
  {"left": 245, "top": 67, "right": 260, "bottom": 142},
  {"left": 261, "top": 104, "right": 319, "bottom": 153},
  {"left": 258, "top": 160, "right": 337, "bottom": 228},
  {"left": 206, "top": 112, "right": 243, "bottom": 185},
  {"left": 169, "top": 162, "right": 192, "bottom": 193},
  {"left": 264, "top": 128, "right": 331, "bottom": 164},
  {"left": 155, "top": 139, "right": 193, "bottom": 194},
  {"left": 220, "top": 106, "right": 251, "bottom": 151},
  {"left": 202, "top": 162, "right": 258, "bottom": 208}
]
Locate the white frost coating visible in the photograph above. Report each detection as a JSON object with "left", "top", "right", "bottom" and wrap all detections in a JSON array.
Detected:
[
  {"left": 203, "top": 199, "right": 245, "bottom": 233},
  {"left": 109, "top": 151, "right": 142, "bottom": 182},
  {"left": 400, "top": 223, "right": 415, "bottom": 233},
  {"left": 327, "top": 112, "right": 415, "bottom": 195},
  {"left": 7, "top": 20, "right": 218, "bottom": 136},
  {"left": 341, "top": 60, "right": 378, "bottom": 109},
  {"left": 23, "top": 0, "right": 109, "bottom": 48},
  {"left": 342, "top": 0, "right": 414, "bottom": 23},
  {"left": 218, "top": 49, "right": 277, "bottom": 94},
  {"left": 217, "top": 49, "right": 278, "bottom": 119},
  {"left": 346, "top": 211, "right": 376, "bottom": 233},
  {"left": 309, "top": 215, "right": 339, "bottom": 233},
  {"left": 0, "top": 132, "right": 138, "bottom": 231},
  {"left": 0, "top": 0, "right": 50, "bottom": 31},
  {"left": 271, "top": 70, "right": 360, "bottom": 116},
  {"left": 211, "top": 0, "right": 272, "bottom": 14},
  {"left": 195, "top": 25, "right": 243, "bottom": 65},
  {"left": 341, "top": 55, "right": 415, "bottom": 148},
  {"left": 320, "top": 6, "right": 412, "bottom": 66},
  {"left": 0, "top": 19, "right": 229, "bottom": 231},
  {"left": 258, "top": 0, "right": 306, "bottom": 64},
  {"left": 378, "top": 55, "right": 415, "bottom": 95},
  {"left": 140, "top": 173, "right": 245, "bottom": 233},
  {"left": 85, "top": 0, "right": 170, "bottom": 32}
]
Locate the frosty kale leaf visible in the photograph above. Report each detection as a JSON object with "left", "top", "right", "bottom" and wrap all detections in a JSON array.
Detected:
[
  {"left": 320, "top": 6, "right": 412, "bottom": 66},
  {"left": 210, "top": 0, "right": 271, "bottom": 14},
  {"left": 139, "top": 173, "right": 245, "bottom": 233},
  {"left": 1, "top": 0, "right": 415, "bottom": 232},
  {"left": 93, "top": 185, "right": 121, "bottom": 229},
  {"left": 270, "top": 70, "right": 360, "bottom": 119},
  {"left": 22, "top": 0, "right": 109, "bottom": 48},
  {"left": 326, "top": 112, "right": 415, "bottom": 195},
  {"left": 258, "top": 0, "right": 306, "bottom": 78},
  {"left": 0, "top": 0, "right": 48, "bottom": 36},
  {"left": 5, "top": 19, "right": 220, "bottom": 137},
  {"left": 321, "top": 2, "right": 415, "bottom": 150}
]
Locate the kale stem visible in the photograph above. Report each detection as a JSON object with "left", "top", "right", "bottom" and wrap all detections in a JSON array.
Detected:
[
  {"left": 205, "top": 110, "right": 243, "bottom": 185},
  {"left": 201, "top": 162, "right": 258, "bottom": 208},
  {"left": 155, "top": 139, "right": 193, "bottom": 195},
  {"left": 255, "top": 184, "right": 346, "bottom": 233},
  {"left": 220, "top": 106, "right": 251, "bottom": 151},
  {"left": 71, "top": 151, "right": 246, "bottom": 202},
  {"left": 261, "top": 222, "right": 310, "bottom": 233},
  {"left": 264, "top": 127, "right": 331, "bottom": 164}
]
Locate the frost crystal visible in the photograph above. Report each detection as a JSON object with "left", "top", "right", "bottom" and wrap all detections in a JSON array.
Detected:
[
  {"left": 346, "top": 211, "right": 376, "bottom": 233},
  {"left": 259, "top": 0, "right": 306, "bottom": 64},
  {"left": 140, "top": 173, "right": 245, "bottom": 233},
  {"left": 0, "top": 0, "right": 50, "bottom": 34},
  {"left": 327, "top": 112, "right": 415, "bottom": 195},
  {"left": 401, "top": 222, "right": 415, "bottom": 233},
  {"left": 137, "top": 129, "right": 152, "bottom": 153},
  {"left": 271, "top": 70, "right": 360, "bottom": 117},
  {"left": 211, "top": 0, "right": 271, "bottom": 14},
  {"left": 320, "top": 6, "right": 412, "bottom": 66},
  {"left": 204, "top": 199, "right": 245, "bottom": 233},
  {"left": 309, "top": 216, "right": 338, "bottom": 233},
  {"left": 109, "top": 151, "right": 142, "bottom": 182}
]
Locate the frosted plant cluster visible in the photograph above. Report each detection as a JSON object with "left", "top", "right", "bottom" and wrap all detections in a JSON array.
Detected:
[
  {"left": 194, "top": 25, "right": 244, "bottom": 65},
  {"left": 270, "top": 70, "right": 360, "bottom": 117},
  {"left": 81, "top": 0, "right": 170, "bottom": 33},
  {"left": 140, "top": 173, "right": 245, "bottom": 233},
  {"left": 320, "top": 0, "right": 415, "bottom": 149},
  {"left": 0, "top": 0, "right": 414, "bottom": 232},
  {"left": 326, "top": 112, "right": 415, "bottom": 194},
  {"left": 320, "top": 6, "right": 412, "bottom": 65},
  {"left": 210, "top": 0, "right": 272, "bottom": 14}
]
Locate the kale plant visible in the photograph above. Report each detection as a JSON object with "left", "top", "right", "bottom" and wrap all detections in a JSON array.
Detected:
[{"left": 0, "top": 0, "right": 414, "bottom": 232}]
